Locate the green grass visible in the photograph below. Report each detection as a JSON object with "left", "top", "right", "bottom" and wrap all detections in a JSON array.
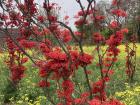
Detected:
[
  {"left": 0, "top": 44, "right": 140, "bottom": 104},
  {"left": 82, "top": 43, "right": 140, "bottom": 92},
  {"left": 83, "top": 43, "right": 140, "bottom": 58}
]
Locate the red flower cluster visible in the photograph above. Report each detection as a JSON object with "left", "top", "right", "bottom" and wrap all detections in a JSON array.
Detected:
[
  {"left": 19, "top": 39, "right": 36, "bottom": 49},
  {"left": 79, "top": 53, "right": 93, "bottom": 66},
  {"left": 92, "top": 80, "right": 106, "bottom": 101},
  {"left": 75, "top": 18, "right": 87, "bottom": 26},
  {"left": 60, "top": 29, "right": 72, "bottom": 43},
  {"left": 93, "top": 32, "right": 105, "bottom": 43},
  {"left": 61, "top": 80, "right": 74, "bottom": 104},
  {"left": 38, "top": 16, "right": 44, "bottom": 23},
  {"left": 10, "top": 65, "right": 27, "bottom": 82},
  {"left": 6, "top": 38, "right": 28, "bottom": 84},
  {"left": 48, "top": 15, "right": 57, "bottom": 22},
  {"left": 74, "top": 92, "right": 90, "bottom": 104},
  {"left": 94, "top": 15, "right": 105, "bottom": 21},
  {"left": 112, "top": 0, "right": 118, "bottom": 6},
  {"left": 0, "top": 0, "right": 130, "bottom": 104},
  {"left": 36, "top": 47, "right": 93, "bottom": 91},
  {"left": 110, "top": 21, "right": 119, "bottom": 29},
  {"left": 38, "top": 80, "right": 50, "bottom": 88},
  {"left": 111, "top": 9, "right": 127, "bottom": 17},
  {"left": 89, "top": 98, "right": 124, "bottom": 105}
]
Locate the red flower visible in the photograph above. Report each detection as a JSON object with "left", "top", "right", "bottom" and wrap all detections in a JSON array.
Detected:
[
  {"left": 49, "top": 24, "right": 58, "bottom": 31},
  {"left": 110, "top": 21, "right": 119, "bottom": 29},
  {"left": 20, "top": 39, "right": 36, "bottom": 49},
  {"left": 74, "top": 31, "right": 81, "bottom": 36},
  {"left": 39, "top": 69, "right": 47, "bottom": 77},
  {"left": 95, "top": 15, "right": 105, "bottom": 21},
  {"left": 38, "top": 16, "right": 44, "bottom": 23},
  {"left": 21, "top": 57, "right": 28, "bottom": 64},
  {"left": 74, "top": 98, "right": 83, "bottom": 104},
  {"left": 61, "top": 29, "right": 72, "bottom": 43},
  {"left": 120, "top": 28, "right": 129, "bottom": 34},
  {"left": 62, "top": 80, "right": 74, "bottom": 98},
  {"left": 39, "top": 43, "right": 50, "bottom": 54},
  {"left": 10, "top": 65, "right": 27, "bottom": 82},
  {"left": 48, "top": 15, "right": 57, "bottom": 22},
  {"left": 75, "top": 18, "right": 87, "bottom": 26},
  {"left": 93, "top": 32, "right": 105, "bottom": 43},
  {"left": 88, "top": 99, "right": 101, "bottom": 105},
  {"left": 106, "top": 31, "right": 124, "bottom": 47},
  {"left": 79, "top": 53, "right": 93, "bottom": 65},
  {"left": 86, "top": 70, "right": 92, "bottom": 75},
  {"left": 41, "top": 28, "right": 50, "bottom": 36},
  {"left": 78, "top": 10, "right": 85, "bottom": 16},
  {"left": 47, "top": 51, "right": 67, "bottom": 61},
  {"left": 92, "top": 80, "right": 103, "bottom": 94},
  {"left": 111, "top": 9, "right": 127, "bottom": 17},
  {"left": 102, "top": 69, "right": 114, "bottom": 75},
  {"left": 103, "top": 76, "right": 110, "bottom": 82},
  {"left": 38, "top": 80, "right": 50, "bottom": 87},
  {"left": 112, "top": 0, "right": 117, "bottom": 6}
]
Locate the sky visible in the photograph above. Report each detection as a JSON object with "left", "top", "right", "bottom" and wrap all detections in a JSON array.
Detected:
[
  {"left": 35, "top": 0, "right": 88, "bottom": 29},
  {"left": 36, "top": 0, "right": 111, "bottom": 29}
]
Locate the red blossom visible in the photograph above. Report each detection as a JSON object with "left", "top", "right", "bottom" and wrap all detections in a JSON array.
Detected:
[
  {"left": 110, "top": 21, "right": 119, "bottom": 29},
  {"left": 78, "top": 10, "right": 85, "bottom": 16},
  {"left": 88, "top": 99, "right": 101, "bottom": 105},
  {"left": 86, "top": 70, "right": 93, "bottom": 75},
  {"left": 48, "top": 15, "right": 57, "bottom": 22},
  {"left": 120, "top": 28, "right": 129, "bottom": 34},
  {"left": 39, "top": 69, "right": 47, "bottom": 77},
  {"left": 21, "top": 57, "right": 28, "bottom": 64},
  {"left": 62, "top": 80, "right": 74, "bottom": 102},
  {"left": 38, "top": 80, "right": 50, "bottom": 88},
  {"left": 93, "top": 32, "right": 105, "bottom": 43},
  {"left": 79, "top": 53, "right": 93, "bottom": 65},
  {"left": 39, "top": 43, "right": 51, "bottom": 54},
  {"left": 38, "top": 16, "right": 44, "bottom": 23},
  {"left": 61, "top": 29, "right": 72, "bottom": 43},
  {"left": 95, "top": 15, "right": 105, "bottom": 21},
  {"left": 47, "top": 51, "right": 67, "bottom": 61},
  {"left": 111, "top": 9, "right": 127, "bottom": 17},
  {"left": 19, "top": 39, "right": 36, "bottom": 49},
  {"left": 102, "top": 69, "right": 114, "bottom": 75},
  {"left": 10, "top": 65, "right": 27, "bottom": 82},
  {"left": 74, "top": 31, "right": 81, "bottom": 36},
  {"left": 112, "top": 0, "right": 118, "bottom": 6},
  {"left": 75, "top": 18, "right": 87, "bottom": 26},
  {"left": 74, "top": 98, "right": 83, "bottom": 104}
]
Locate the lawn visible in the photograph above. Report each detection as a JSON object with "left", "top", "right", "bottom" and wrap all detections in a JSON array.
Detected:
[{"left": 0, "top": 44, "right": 140, "bottom": 105}]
